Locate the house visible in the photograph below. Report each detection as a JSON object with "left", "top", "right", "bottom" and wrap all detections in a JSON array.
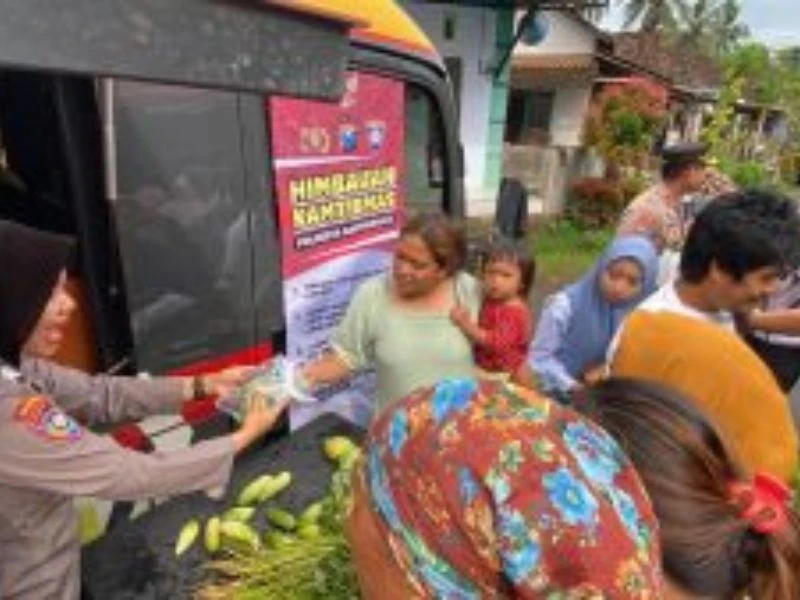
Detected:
[
  {"left": 613, "top": 32, "right": 788, "bottom": 160},
  {"left": 401, "top": 1, "right": 517, "bottom": 216},
  {"left": 612, "top": 31, "right": 722, "bottom": 145},
  {"left": 402, "top": 0, "right": 611, "bottom": 217},
  {"left": 504, "top": 10, "right": 672, "bottom": 213}
]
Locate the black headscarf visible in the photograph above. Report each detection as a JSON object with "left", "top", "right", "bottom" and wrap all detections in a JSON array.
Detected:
[{"left": 0, "top": 220, "right": 75, "bottom": 365}]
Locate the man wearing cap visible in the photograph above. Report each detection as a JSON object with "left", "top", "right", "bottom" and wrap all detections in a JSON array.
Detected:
[{"left": 617, "top": 142, "right": 709, "bottom": 255}]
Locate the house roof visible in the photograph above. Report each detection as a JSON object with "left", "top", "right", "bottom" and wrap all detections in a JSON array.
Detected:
[
  {"left": 595, "top": 51, "right": 672, "bottom": 86},
  {"left": 513, "top": 53, "right": 596, "bottom": 70},
  {"left": 511, "top": 53, "right": 598, "bottom": 87},
  {"left": 612, "top": 32, "right": 722, "bottom": 90}
]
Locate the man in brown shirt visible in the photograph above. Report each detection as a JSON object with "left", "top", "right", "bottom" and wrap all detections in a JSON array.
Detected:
[{"left": 617, "top": 142, "right": 709, "bottom": 253}]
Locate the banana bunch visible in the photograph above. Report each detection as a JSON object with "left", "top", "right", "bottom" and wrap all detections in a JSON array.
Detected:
[
  {"left": 174, "top": 434, "right": 361, "bottom": 559},
  {"left": 173, "top": 469, "right": 292, "bottom": 557}
]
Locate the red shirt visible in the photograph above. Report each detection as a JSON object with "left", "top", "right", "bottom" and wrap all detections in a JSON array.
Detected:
[{"left": 474, "top": 299, "right": 533, "bottom": 374}]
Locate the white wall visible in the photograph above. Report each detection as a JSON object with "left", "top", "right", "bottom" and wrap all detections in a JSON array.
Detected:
[
  {"left": 551, "top": 85, "right": 593, "bottom": 147},
  {"left": 510, "top": 11, "right": 596, "bottom": 149},
  {"left": 513, "top": 10, "right": 596, "bottom": 56},
  {"left": 402, "top": 3, "right": 498, "bottom": 209}
]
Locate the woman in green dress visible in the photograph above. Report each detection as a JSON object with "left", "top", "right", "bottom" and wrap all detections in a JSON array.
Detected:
[{"left": 299, "top": 213, "right": 481, "bottom": 417}]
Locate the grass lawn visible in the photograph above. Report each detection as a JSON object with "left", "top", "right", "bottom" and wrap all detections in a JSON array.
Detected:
[{"left": 528, "top": 220, "right": 613, "bottom": 311}]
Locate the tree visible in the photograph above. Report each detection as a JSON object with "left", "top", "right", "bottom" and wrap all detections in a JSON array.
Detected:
[
  {"left": 669, "top": 0, "right": 749, "bottom": 59},
  {"left": 777, "top": 46, "right": 800, "bottom": 72},
  {"left": 618, "top": 0, "right": 680, "bottom": 32},
  {"left": 672, "top": 0, "right": 719, "bottom": 55},
  {"left": 713, "top": 0, "right": 750, "bottom": 56},
  {"left": 724, "top": 42, "right": 781, "bottom": 104},
  {"left": 617, "top": 0, "right": 749, "bottom": 57}
]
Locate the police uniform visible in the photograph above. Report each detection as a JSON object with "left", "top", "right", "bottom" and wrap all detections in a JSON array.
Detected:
[
  {"left": 617, "top": 142, "right": 708, "bottom": 283},
  {"left": 618, "top": 143, "right": 708, "bottom": 246},
  {"left": 0, "top": 359, "right": 236, "bottom": 600}
]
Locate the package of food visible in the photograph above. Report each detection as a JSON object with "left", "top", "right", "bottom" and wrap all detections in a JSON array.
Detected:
[{"left": 216, "top": 355, "right": 315, "bottom": 421}]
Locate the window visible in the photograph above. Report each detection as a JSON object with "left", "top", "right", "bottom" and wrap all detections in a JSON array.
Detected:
[
  {"left": 505, "top": 89, "right": 554, "bottom": 144},
  {"left": 405, "top": 85, "right": 447, "bottom": 214},
  {"left": 443, "top": 13, "right": 457, "bottom": 41},
  {"left": 105, "top": 80, "right": 281, "bottom": 372}
]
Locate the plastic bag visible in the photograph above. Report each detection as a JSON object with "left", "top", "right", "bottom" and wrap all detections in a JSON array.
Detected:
[{"left": 216, "top": 355, "right": 315, "bottom": 421}]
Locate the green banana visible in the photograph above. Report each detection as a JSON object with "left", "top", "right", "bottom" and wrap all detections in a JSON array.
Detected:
[
  {"left": 220, "top": 520, "right": 261, "bottom": 552},
  {"left": 323, "top": 436, "right": 357, "bottom": 462},
  {"left": 237, "top": 474, "right": 273, "bottom": 506},
  {"left": 204, "top": 516, "right": 221, "bottom": 554},
  {"left": 259, "top": 471, "right": 292, "bottom": 502},
  {"left": 299, "top": 501, "right": 324, "bottom": 525},
  {"left": 264, "top": 530, "right": 294, "bottom": 549},
  {"left": 175, "top": 519, "right": 200, "bottom": 556},
  {"left": 297, "top": 523, "right": 321, "bottom": 540},
  {"left": 222, "top": 506, "right": 256, "bottom": 523},
  {"left": 266, "top": 507, "right": 297, "bottom": 531}
]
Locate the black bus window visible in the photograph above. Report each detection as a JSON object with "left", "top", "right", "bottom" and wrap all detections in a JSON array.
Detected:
[
  {"left": 405, "top": 84, "right": 446, "bottom": 214},
  {"left": 103, "top": 80, "right": 261, "bottom": 373}
]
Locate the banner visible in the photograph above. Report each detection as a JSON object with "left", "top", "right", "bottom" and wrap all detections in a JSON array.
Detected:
[{"left": 270, "top": 72, "right": 405, "bottom": 428}]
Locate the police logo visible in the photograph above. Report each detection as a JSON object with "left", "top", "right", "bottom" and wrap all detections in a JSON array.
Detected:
[
  {"left": 366, "top": 121, "right": 386, "bottom": 150},
  {"left": 14, "top": 395, "right": 83, "bottom": 442}
]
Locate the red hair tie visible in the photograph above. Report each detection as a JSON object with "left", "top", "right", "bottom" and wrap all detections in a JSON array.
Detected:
[{"left": 729, "top": 473, "right": 792, "bottom": 535}]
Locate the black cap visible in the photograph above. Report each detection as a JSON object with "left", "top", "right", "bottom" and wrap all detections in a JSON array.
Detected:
[{"left": 661, "top": 142, "right": 708, "bottom": 168}]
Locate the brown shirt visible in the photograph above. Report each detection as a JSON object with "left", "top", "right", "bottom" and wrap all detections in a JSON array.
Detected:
[
  {"left": 0, "top": 360, "right": 236, "bottom": 600},
  {"left": 617, "top": 183, "right": 685, "bottom": 252}
]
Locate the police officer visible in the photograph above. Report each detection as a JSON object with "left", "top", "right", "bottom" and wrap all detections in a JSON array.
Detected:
[
  {"left": 616, "top": 142, "right": 710, "bottom": 285},
  {"left": 0, "top": 220, "right": 286, "bottom": 600}
]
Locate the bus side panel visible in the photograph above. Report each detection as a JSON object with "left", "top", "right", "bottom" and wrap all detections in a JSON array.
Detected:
[{"left": 0, "top": 0, "right": 350, "bottom": 99}]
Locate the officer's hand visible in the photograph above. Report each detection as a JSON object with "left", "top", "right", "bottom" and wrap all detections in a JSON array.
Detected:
[
  {"left": 232, "top": 391, "right": 287, "bottom": 453},
  {"left": 205, "top": 366, "right": 256, "bottom": 397}
]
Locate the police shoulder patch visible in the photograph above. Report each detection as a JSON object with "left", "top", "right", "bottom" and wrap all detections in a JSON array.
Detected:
[{"left": 13, "top": 395, "right": 84, "bottom": 442}]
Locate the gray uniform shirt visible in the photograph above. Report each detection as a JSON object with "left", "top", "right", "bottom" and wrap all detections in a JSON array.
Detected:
[{"left": 0, "top": 359, "right": 236, "bottom": 600}]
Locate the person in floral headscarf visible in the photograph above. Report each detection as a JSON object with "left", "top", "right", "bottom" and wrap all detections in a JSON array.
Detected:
[
  {"left": 347, "top": 378, "right": 662, "bottom": 599},
  {"left": 347, "top": 377, "right": 800, "bottom": 599}
]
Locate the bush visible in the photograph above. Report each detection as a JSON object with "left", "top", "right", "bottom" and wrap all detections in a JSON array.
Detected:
[
  {"left": 583, "top": 77, "right": 669, "bottom": 170},
  {"left": 778, "top": 151, "right": 800, "bottom": 186},
  {"left": 565, "top": 177, "right": 626, "bottom": 229},
  {"left": 722, "top": 159, "right": 769, "bottom": 188}
]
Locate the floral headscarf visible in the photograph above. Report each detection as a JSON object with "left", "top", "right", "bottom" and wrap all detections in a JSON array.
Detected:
[{"left": 363, "top": 378, "right": 662, "bottom": 598}]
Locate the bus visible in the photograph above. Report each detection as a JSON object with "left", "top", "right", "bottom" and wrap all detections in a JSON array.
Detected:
[
  {"left": 0, "top": 0, "right": 462, "bottom": 532},
  {"left": 0, "top": 0, "right": 462, "bottom": 417}
]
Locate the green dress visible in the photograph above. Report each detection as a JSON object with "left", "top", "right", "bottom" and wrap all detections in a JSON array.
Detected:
[{"left": 331, "top": 272, "right": 481, "bottom": 413}]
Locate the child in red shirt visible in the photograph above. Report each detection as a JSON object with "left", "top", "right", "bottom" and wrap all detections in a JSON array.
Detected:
[{"left": 451, "top": 238, "right": 535, "bottom": 382}]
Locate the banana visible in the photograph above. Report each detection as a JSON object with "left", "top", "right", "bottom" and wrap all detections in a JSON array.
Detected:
[
  {"left": 204, "top": 516, "right": 221, "bottom": 554},
  {"left": 220, "top": 520, "right": 261, "bottom": 552},
  {"left": 299, "top": 501, "right": 324, "bottom": 525},
  {"left": 259, "top": 471, "right": 292, "bottom": 502},
  {"left": 297, "top": 523, "right": 321, "bottom": 540},
  {"left": 237, "top": 474, "right": 272, "bottom": 506},
  {"left": 323, "top": 436, "right": 357, "bottom": 462},
  {"left": 222, "top": 506, "right": 256, "bottom": 523},
  {"left": 264, "top": 530, "right": 294, "bottom": 549},
  {"left": 175, "top": 519, "right": 200, "bottom": 556},
  {"left": 266, "top": 507, "right": 297, "bottom": 531}
]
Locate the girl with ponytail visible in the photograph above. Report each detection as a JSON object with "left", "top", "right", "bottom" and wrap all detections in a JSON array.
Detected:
[{"left": 577, "top": 377, "right": 800, "bottom": 600}]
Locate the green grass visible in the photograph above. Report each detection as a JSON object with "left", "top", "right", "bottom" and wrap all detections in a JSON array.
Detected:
[{"left": 529, "top": 220, "right": 613, "bottom": 308}]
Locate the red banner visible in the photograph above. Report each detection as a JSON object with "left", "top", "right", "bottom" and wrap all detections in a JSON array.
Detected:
[
  {"left": 269, "top": 72, "right": 405, "bottom": 427},
  {"left": 271, "top": 72, "right": 405, "bottom": 277}
]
